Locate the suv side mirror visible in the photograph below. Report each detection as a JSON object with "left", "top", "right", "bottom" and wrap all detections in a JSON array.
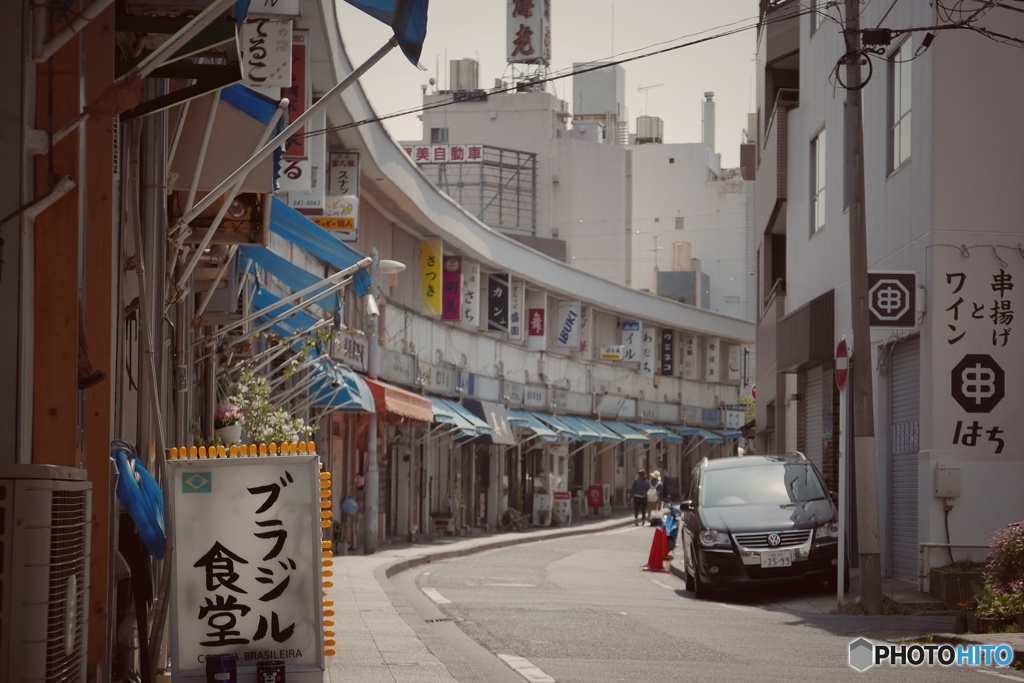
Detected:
[{"left": 679, "top": 499, "right": 695, "bottom": 512}]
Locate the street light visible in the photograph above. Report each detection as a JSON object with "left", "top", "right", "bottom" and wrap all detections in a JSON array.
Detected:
[{"left": 364, "top": 248, "right": 405, "bottom": 553}]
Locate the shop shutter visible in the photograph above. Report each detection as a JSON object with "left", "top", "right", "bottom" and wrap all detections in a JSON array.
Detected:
[{"left": 889, "top": 337, "right": 920, "bottom": 581}]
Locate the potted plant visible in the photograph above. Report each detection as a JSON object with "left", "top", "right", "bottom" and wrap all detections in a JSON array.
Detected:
[
  {"left": 225, "top": 370, "right": 316, "bottom": 445},
  {"left": 214, "top": 403, "right": 244, "bottom": 444},
  {"left": 974, "top": 582, "right": 1022, "bottom": 632}
]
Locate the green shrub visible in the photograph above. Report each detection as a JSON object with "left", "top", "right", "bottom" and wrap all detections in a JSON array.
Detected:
[{"left": 502, "top": 508, "right": 529, "bottom": 532}]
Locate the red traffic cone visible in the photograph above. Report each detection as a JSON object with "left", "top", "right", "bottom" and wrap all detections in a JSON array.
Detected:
[{"left": 643, "top": 526, "right": 669, "bottom": 572}]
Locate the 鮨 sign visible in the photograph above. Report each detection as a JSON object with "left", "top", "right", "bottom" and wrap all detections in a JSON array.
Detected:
[{"left": 168, "top": 454, "right": 326, "bottom": 681}]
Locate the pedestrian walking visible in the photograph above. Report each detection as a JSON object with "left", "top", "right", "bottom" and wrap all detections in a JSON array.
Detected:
[{"left": 631, "top": 469, "right": 650, "bottom": 525}]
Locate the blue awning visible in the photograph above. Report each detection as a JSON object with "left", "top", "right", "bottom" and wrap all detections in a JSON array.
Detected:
[
  {"left": 220, "top": 84, "right": 284, "bottom": 185},
  {"left": 626, "top": 422, "right": 683, "bottom": 444},
  {"left": 668, "top": 425, "right": 724, "bottom": 444},
  {"left": 251, "top": 288, "right": 321, "bottom": 339},
  {"left": 239, "top": 245, "right": 339, "bottom": 311},
  {"left": 508, "top": 410, "right": 559, "bottom": 443},
  {"left": 602, "top": 420, "right": 650, "bottom": 444},
  {"left": 307, "top": 360, "right": 374, "bottom": 412},
  {"left": 269, "top": 197, "right": 372, "bottom": 296},
  {"left": 428, "top": 397, "right": 491, "bottom": 439},
  {"left": 532, "top": 413, "right": 581, "bottom": 440},
  {"left": 556, "top": 415, "right": 622, "bottom": 443},
  {"left": 717, "top": 429, "right": 743, "bottom": 440}
]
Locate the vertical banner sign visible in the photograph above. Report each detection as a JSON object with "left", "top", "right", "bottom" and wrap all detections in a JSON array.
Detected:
[
  {"left": 620, "top": 321, "right": 642, "bottom": 363},
  {"left": 284, "top": 29, "right": 309, "bottom": 159},
  {"left": 421, "top": 239, "right": 442, "bottom": 316},
  {"left": 460, "top": 261, "right": 481, "bottom": 329},
  {"left": 508, "top": 279, "right": 525, "bottom": 341},
  {"left": 240, "top": 19, "right": 292, "bottom": 88},
  {"left": 168, "top": 456, "right": 325, "bottom": 679},
  {"left": 640, "top": 328, "right": 655, "bottom": 377},
  {"left": 660, "top": 329, "right": 675, "bottom": 376},
  {"left": 284, "top": 108, "right": 326, "bottom": 214},
  {"left": 682, "top": 335, "right": 698, "bottom": 380},
  {"left": 936, "top": 243, "right": 1018, "bottom": 456},
  {"left": 555, "top": 300, "right": 581, "bottom": 349},
  {"left": 526, "top": 288, "right": 547, "bottom": 351},
  {"left": 315, "top": 151, "right": 359, "bottom": 241},
  {"left": 507, "top": 0, "right": 551, "bottom": 65},
  {"left": 487, "top": 273, "right": 511, "bottom": 333},
  {"left": 727, "top": 344, "right": 742, "bottom": 382},
  {"left": 704, "top": 337, "right": 720, "bottom": 383},
  {"left": 442, "top": 256, "right": 463, "bottom": 321}
]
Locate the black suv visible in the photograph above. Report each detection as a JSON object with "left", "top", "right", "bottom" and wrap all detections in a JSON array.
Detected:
[{"left": 679, "top": 453, "right": 846, "bottom": 598}]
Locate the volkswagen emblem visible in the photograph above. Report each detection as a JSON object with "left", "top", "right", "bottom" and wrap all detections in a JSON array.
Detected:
[{"left": 767, "top": 533, "right": 781, "bottom": 547}]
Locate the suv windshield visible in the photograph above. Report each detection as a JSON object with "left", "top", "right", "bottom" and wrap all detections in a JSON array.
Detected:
[{"left": 701, "top": 463, "right": 827, "bottom": 507}]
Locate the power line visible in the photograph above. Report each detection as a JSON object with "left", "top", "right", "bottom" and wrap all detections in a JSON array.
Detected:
[{"left": 296, "top": 6, "right": 819, "bottom": 142}]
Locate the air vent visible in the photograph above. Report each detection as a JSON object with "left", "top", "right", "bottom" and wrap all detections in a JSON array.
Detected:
[{"left": 0, "top": 464, "right": 92, "bottom": 683}]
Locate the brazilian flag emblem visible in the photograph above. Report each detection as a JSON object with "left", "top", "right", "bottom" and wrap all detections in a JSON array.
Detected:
[{"left": 182, "top": 472, "right": 212, "bottom": 493}]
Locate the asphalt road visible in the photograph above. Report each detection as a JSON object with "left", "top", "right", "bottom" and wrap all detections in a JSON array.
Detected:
[{"left": 392, "top": 524, "right": 1024, "bottom": 682}]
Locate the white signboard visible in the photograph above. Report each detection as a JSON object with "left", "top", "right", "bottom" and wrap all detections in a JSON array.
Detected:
[
  {"left": 322, "top": 151, "right": 359, "bottom": 242},
  {"left": 247, "top": 0, "right": 301, "bottom": 17},
  {"left": 508, "top": 279, "right": 525, "bottom": 342},
  {"left": 704, "top": 337, "right": 720, "bottom": 383},
  {"left": 640, "top": 327, "right": 655, "bottom": 378},
  {"left": 506, "top": 0, "right": 551, "bottom": 65},
  {"left": 169, "top": 455, "right": 324, "bottom": 680},
  {"left": 281, "top": 109, "right": 326, "bottom": 203},
  {"left": 620, "top": 321, "right": 642, "bottom": 363},
  {"left": 935, "top": 242, "right": 1019, "bottom": 455},
  {"left": 555, "top": 300, "right": 582, "bottom": 349},
  {"left": 682, "top": 334, "right": 699, "bottom": 380},
  {"left": 404, "top": 143, "right": 485, "bottom": 164},
  {"left": 460, "top": 261, "right": 481, "bottom": 329},
  {"left": 239, "top": 19, "right": 292, "bottom": 88}
]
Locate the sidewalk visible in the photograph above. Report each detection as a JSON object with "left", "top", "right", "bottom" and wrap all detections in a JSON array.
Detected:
[{"left": 325, "top": 512, "right": 1023, "bottom": 681}]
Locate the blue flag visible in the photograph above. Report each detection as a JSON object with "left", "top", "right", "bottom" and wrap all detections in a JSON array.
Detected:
[{"left": 343, "top": 0, "right": 429, "bottom": 66}]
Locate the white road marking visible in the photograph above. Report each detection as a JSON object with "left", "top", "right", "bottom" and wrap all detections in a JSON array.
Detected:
[
  {"left": 716, "top": 602, "right": 748, "bottom": 610},
  {"left": 650, "top": 579, "right": 675, "bottom": 590},
  {"left": 422, "top": 587, "right": 450, "bottom": 604},
  {"left": 498, "top": 654, "right": 555, "bottom": 682},
  {"left": 484, "top": 582, "right": 536, "bottom": 588}
]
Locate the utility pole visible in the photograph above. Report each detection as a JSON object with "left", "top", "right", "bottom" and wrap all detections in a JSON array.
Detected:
[{"left": 844, "top": 0, "right": 883, "bottom": 615}]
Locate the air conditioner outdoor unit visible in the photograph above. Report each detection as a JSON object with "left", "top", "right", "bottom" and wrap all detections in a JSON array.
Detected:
[{"left": 0, "top": 464, "right": 92, "bottom": 683}]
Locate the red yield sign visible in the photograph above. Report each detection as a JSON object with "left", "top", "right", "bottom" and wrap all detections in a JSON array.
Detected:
[{"left": 835, "top": 336, "right": 849, "bottom": 392}]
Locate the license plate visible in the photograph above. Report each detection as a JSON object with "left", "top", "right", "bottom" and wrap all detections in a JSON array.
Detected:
[{"left": 760, "top": 550, "right": 793, "bottom": 568}]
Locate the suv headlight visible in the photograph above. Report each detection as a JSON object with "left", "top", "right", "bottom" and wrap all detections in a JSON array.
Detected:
[
  {"left": 699, "top": 529, "right": 730, "bottom": 547},
  {"left": 815, "top": 522, "right": 839, "bottom": 539}
]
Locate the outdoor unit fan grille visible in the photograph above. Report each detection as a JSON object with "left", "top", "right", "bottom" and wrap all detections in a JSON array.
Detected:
[
  {"left": 45, "top": 489, "right": 91, "bottom": 682},
  {"left": 0, "top": 466, "right": 92, "bottom": 683}
]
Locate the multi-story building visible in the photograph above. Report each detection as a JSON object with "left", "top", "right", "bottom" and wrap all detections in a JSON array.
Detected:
[
  {"left": 754, "top": 0, "right": 1024, "bottom": 585},
  {"left": 412, "top": 61, "right": 757, "bottom": 321}
]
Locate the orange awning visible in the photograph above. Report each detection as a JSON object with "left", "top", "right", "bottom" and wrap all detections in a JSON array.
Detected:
[{"left": 365, "top": 378, "right": 433, "bottom": 422}]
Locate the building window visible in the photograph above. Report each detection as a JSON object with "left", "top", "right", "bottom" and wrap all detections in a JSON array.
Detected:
[
  {"left": 811, "top": 129, "right": 826, "bottom": 234},
  {"left": 889, "top": 40, "right": 912, "bottom": 171},
  {"left": 430, "top": 127, "right": 449, "bottom": 143}
]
